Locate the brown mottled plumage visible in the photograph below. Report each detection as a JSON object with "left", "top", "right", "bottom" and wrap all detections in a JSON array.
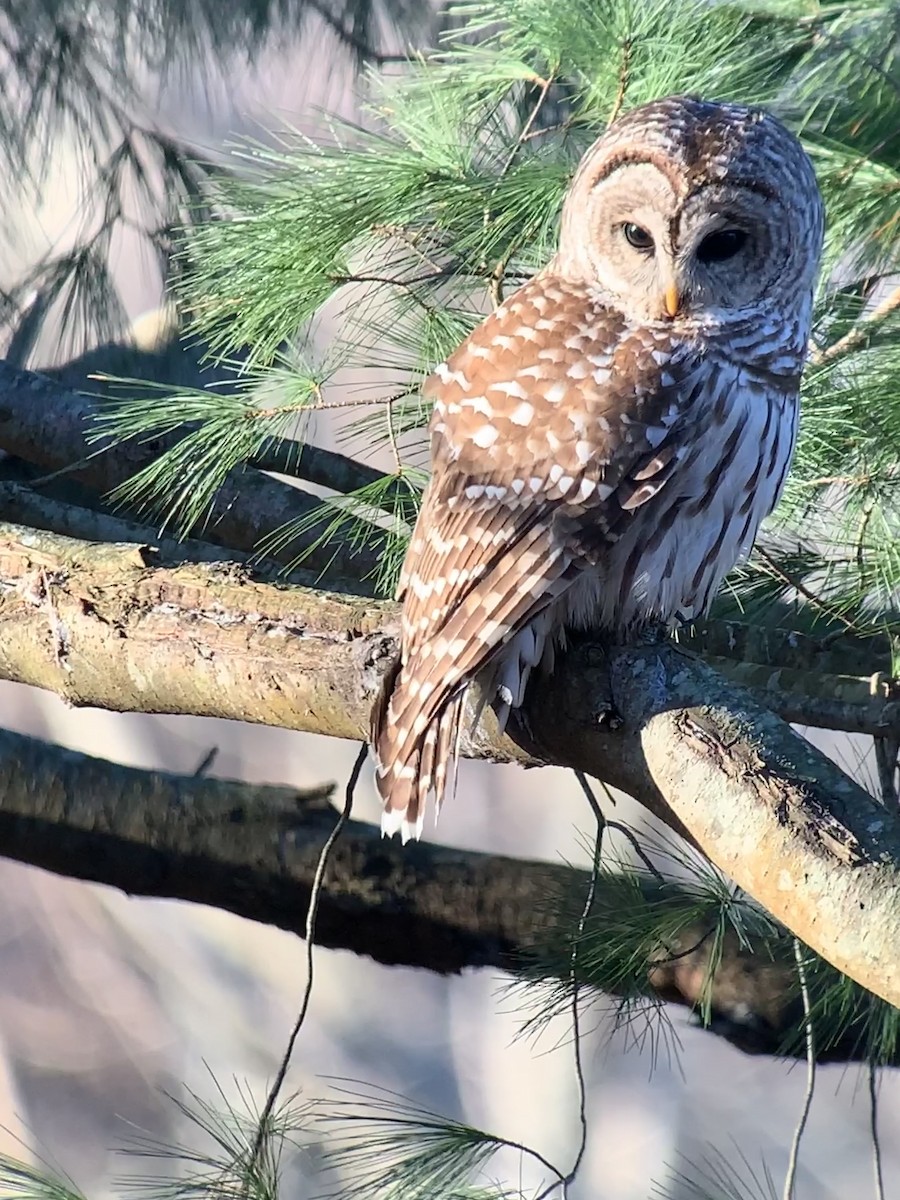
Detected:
[{"left": 372, "top": 96, "right": 824, "bottom": 840}]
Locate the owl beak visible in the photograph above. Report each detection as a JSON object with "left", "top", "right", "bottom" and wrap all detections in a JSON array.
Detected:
[{"left": 663, "top": 283, "right": 681, "bottom": 319}]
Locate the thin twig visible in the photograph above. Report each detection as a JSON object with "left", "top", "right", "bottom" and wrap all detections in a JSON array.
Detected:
[
  {"left": 653, "top": 926, "right": 716, "bottom": 967},
  {"left": 573, "top": 769, "right": 607, "bottom": 827},
  {"left": 782, "top": 938, "right": 816, "bottom": 1200},
  {"left": 533, "top": 773, "right": 605, "bottom": 1200},
  {"left": 604, "top": 820, "right": 669, "bottom": 885},
  {"left": 855, "top": 495, "right": 877, "bottom": 570},
  {"left": 385, "top": 394, "right": 403, "bottom": 477},
  {"left": 562, "top": 815, "right": 603, "bottom": 1194},
  {"left": 754, "top": 546, "right": 863, "bottom": 634},
  {"left": 868, "top": 1061, "right": 886, "bottom": 1200},
  {"left": 311, "top": 387, "right": 419, "bottom": 413},
  {"left": 580, "top": 773, "right": 669, "bottom": 884},
  {"left": 811, "top": 282, "right": 900, "bottom": 368},
  {"left": 383, "top": 225, "right": 448, "bottom": 276},
  {"left": 328, "top": 270, "right": 454, "bottom": 291},
  {"left": 247, "top": 742, "right": 366, "bottom": 1175},
  {"left": 489, "top": 74, "right": 555, "bottom": 308},
  {"left": 607, "top": 38, "right": 632, "bottom": 126}
]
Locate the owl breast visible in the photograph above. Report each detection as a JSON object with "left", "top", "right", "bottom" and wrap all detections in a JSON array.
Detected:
[{"left": 561, "top": 362, "right": 798, "bottom": 633}]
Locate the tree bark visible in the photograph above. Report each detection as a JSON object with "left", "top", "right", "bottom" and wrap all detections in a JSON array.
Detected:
[
  {"left": 0, "top": 521, "right": 898, "bottom": 1008},
  {"left": 0, "top": 724, "right": 875, "bottom": 1064}
]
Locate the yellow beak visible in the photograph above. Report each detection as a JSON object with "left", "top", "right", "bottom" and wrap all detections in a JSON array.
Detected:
[{"left": 663, "top": 283, "right": 680, "bottom": 319}]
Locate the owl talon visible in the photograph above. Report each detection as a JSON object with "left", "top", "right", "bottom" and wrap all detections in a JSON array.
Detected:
[{"left": 597, "top": 706, "right": 624, "bottom": 732}]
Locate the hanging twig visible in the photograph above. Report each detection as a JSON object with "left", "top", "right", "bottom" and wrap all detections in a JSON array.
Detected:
[
  {"left": 580, "top": 773, "right": 669, "bottom": 884},
  {"left": 246, "top": 742, "right": 366, "bottom": 1178},
  {"left": 533, "top": 773, "right": 605, "bottom": 1200},
  {"left": 782, "top": 938, "right": 816, "bottom": 1200},
  {"left": 564, "top": 790, "right": 604, "bottom": 1192},
  {"left": 868, "top": 1061, "right": 885, "bottom": 1200}
]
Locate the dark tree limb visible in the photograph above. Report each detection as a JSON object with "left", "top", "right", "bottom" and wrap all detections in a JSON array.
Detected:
[
  {"left": 0, "top": 522, "right": 898, "bottom": 1008},
  {"left": 0, "top": 361, "right": 381, "bottom": 590},
  {"left": 0, "top": 725, "right": 877, "bottom": 1065},
  {"left": 0, "top": 481, "right": 255, "bottom": 567}
]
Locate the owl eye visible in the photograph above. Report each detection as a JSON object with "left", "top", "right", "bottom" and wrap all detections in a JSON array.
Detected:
[
  {"left": 622, "top": 222, "right": 655, "bottom": 252},
  {"left": 697, "top": 228, "right": 748, "bottom": 264}
]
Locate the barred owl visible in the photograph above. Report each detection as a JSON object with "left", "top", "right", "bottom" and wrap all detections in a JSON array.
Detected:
[{"left": 371, "top": 95, "right": 824, "bottom": 841}]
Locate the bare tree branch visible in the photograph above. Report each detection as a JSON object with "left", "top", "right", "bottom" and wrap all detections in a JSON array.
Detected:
[
  {"left": 250, "top": 440, "right": 413, "bottom": 511},
  {"left": 0, "top": 480, "right": 254, "bottom": 566},
  {"left": 700, "top": 654, "right": 900, "bottom": 739},
  {"left": 0, "top": 521, "right": 898, "bottom": 1007},
  {"left": 0, "top": 724, "right": 882, "bottom": 1065}
]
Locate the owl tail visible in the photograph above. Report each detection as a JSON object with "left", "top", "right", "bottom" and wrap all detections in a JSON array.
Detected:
[{"left": 370, "top": 658, "right": 464, "bottom": 843}]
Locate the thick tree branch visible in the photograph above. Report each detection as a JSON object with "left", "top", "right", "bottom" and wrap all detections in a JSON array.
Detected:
[
  {"left": 0, "top": 523, "right": 898, "bottom": 1007},
  {"left": 0, "top": 725, "right": 877, "bottom": 1064},
  {"left": 250, "top": 440, "right": 412, "bottom": 510},
  {"left": 699, "top": 655, "right": 900, "bottom": 738}
]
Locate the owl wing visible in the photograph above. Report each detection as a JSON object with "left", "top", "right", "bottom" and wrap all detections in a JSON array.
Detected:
[{"left": 373, "top": 273, "right": 711, "bottom": 836}]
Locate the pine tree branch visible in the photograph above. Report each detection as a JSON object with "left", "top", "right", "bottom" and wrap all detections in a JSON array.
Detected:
[
  {"left": 680, "top": 618, "right": 892, "bottom": 678},
  {"left": 249, "top": 440, "right": 411, "bottom": 511},
  {"left": 0, "top": 479, "right": 335, "bottom": 589},
  {"left": 0, "top": 361, "right": 381, "bottom": 591},
  {"left": 701, "top": 656, "right": 900, "bottom": 739},
  {"left": 36, "top": 337, "right": 411, "bottom": 515},
  {"left": 0, "top": 723, "right": 885, "bottom": 1066},
  {"left": 810, "top": 283, "right": 900, "bottom": 368},
  {"left": 0, "top": 523, "right": 898, "bottom": 1008}
]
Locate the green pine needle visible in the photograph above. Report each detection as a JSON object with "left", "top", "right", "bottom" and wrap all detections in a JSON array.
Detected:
[
  {"left": 652, "top": 1145, "right": 780, "bottom": 1200},
  {"left": 314, "top": 1081, "right": 553, "bottom": 1200},
  {"left": 88, "top": 365, "right": 327, "bottom": 539},
  {"left": 115, "top": 1076, "right": 311, "bottom": 1200},
  {"left": 0, "top": 1155, "right": 86, "bottom": 1200},
  {"left": 255, "top": 471, "right": 424, "bottom": 594}
]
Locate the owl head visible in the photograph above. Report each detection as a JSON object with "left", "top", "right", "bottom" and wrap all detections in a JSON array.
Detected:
[{"left": 555, "top": 95, "right": 824, "bottom": 325}]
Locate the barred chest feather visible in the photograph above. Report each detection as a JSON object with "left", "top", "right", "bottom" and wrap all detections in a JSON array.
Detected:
[
  {"left": 484, "top": 332, "right": 801, "bottom": 716},
  {"left": 565, "top": 361, "right": 798, "bottom": 632}
]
